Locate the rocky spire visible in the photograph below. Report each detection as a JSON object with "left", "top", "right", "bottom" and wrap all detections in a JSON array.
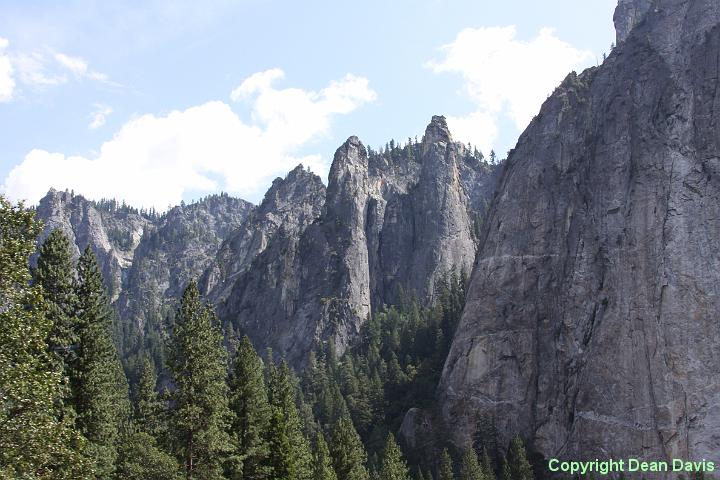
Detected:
[
  {"left": 421, "top": 115, "right": 452, "bottom": 151},
  {"left": 613, "top": 0, "right": 654, "bottom": 44}
]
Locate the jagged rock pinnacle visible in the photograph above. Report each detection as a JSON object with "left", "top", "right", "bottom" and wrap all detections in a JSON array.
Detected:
[{"left": 422, "top": 115, "right": 452, "bottom": 146}]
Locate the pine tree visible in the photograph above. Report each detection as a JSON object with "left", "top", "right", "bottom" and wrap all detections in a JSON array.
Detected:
[
  {"left": 312, "top": 431, "right": 338, "bottom": 480},
  {"left": 505, "top": 436, "right": 533, "bottom": 480},
  {"left": 0, "top": 197, "right": 90, "bottom": 478},
  {"left": 500, "top": 457, "right": 511, "bottom": 480},
  {"left": 330, "top": 415, "right": 370, "bottom": 480},
  {"left": 460, "top": 448, "right": 484, "bottom": 480},
  {"left": 438, "top": 448, "right": 454, "bottom": 480},
  {"left": 379, "top": 433, "right": 410, "bottom": 480},
  {"left": 74, "top": 246, "right": 130, "bottom": 478},
  {"left": 34, "top": 228, "right": 79, "bottom": 376},
  {"left": 266, "top": 359, "right": 313, "bottom": 480},
  {"left": 135, "top": 354, "right": 165, "bottom": 439},
  {"left": 480, "top": 448, "right": 495, "bottom": 480},
  {"left": 226, "top": 335, "right": 271, "bottom": 480},
  {"left": 116, "top": 431, "right": 182, "bottom": 480},
  {"left": 168, "top": 281, "right": 231, "bottom": 480}
]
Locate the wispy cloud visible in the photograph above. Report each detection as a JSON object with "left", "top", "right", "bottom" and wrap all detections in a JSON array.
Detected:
[
  {"left": 3, "top": 69, "right": 377, "bottom": 210},
  {"left": 14, "top": 51, "right": 67, "bottom": 87},
  {"left": 427, "top": 26, "right": 592, "bottom": 154},
  {"left": 89, "top": 103, "right": 112, "bottom": 129},
  {"left": 0, "top": 38, "right": 14, "bottom": 102},
  {"left": 1, "top": 42, "right": 115, "bottom": 94}
]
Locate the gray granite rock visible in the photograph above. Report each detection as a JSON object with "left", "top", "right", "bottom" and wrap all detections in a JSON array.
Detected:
[
  {"left": 439, "top": 0, "right": 720, "bottom": 471},
  {"left": 219, "top": 117, "right": 499, "bottom": 365},
  {"left": 35, "top": 189, "right": 152, "bottom": 302},
  {"left": 116, "top": 194, "right": 253, "bottom": 328}
]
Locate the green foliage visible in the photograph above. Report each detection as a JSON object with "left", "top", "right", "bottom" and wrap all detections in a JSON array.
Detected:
[
  {"left": 300, "top": 271, "right": 467, "bottom": 474},
  {"left": 504, "top": 436, "right": 533, "bottom": 480},
  {"left": 330, "top": 415, "right": 370, "bottom": 480},
  {"left": 379, "top": 433, "right": 410, "bottom": 480},
  {"left": 115, "top": 431, "right": 182, "bottom": 480},
  {"left": 134, "top": 354, "right": 165, "bottom": 439},
  {"left": 226, "top": 336, "right": 271, "bottom": 480},
  {"left": 479, "top": 448, "right": 495, "bottom": 480},
  {"left": 459, "top": 448, "right": 484, "bottom": 480},
  {"left": 438, "top": 448, "right": 454, "bottom": 480},
  {"left": 0, "top": 197, "right": 91, "bottom": 478},
  {"left": 34, "top": 229, "right": 79, "bottom": 376},
  {"left": 74, "top": 247, "right": 131, "bottom": 478},
  {"left": 266, "top": 359, "right": 313, "bottom": 479},
  {"left": 312, "top": 431, "right": 338, "bottom": 480},
  {"left": 168, "top": 281, "right": 231, "bottom": 479},
  {"left": 500, "top": 457, "right": 511, "bottom": 480}
]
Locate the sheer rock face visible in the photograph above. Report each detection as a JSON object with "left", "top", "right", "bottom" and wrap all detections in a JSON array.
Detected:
[
  {"left": 614, "top": 0, "right": 654, "bottom": 44},
  {"left": 220, "top": 117, "right": 499, "bottom": 365},
  {"left": 35, "top": 189, "right": 151, "bottom": 301},
  {"left": 199, "top": 165, "right": 326, "bottom": 304},
  {"left": 439, "top": 0, "right": 720, "bottom": 467}
]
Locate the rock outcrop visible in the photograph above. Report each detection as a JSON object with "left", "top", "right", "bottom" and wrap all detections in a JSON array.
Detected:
[
  {"left": 199, "top": 165, "right": 325, "bottom": 304},
  {"left": 219, "top": 117, "right": 499, "bottom": 364},
  {"left": 116, "top": 194, "right": 253, "bottom": 327},
  {"left": 34, "top": 189, "right": 254, "bottom": 325},
  {"left": 35, "top": 189, "right": 152, "bottom": 301},
  {"left": 439, "top": 0, "right": 720, "bottom": 469}
]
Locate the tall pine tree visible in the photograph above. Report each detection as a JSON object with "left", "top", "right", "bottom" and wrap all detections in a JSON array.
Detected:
[
  {"left": 266, "top": 359, "right": 313, "bottom": 480},
  {"left": 226, "top": 335, "right": 271, "bottom": 480},
  {"left": 459, "top": 448, "right": 484, "bottom": 480},
  {"left": 34, "top": 228, "right": 79, "bottom": 378},
  {"left": 312, "top": 431, "right": 338, "bottom": 480},
  {"left": 134, "top": 354, "right": 165, "bottom": 439},
  {"left": 480, "top": 448, "right": 495, "bottom": 480},
  {"left": 438, "top": 448, "right": 454, "bottom": 480},
  {"left": 168, "top": 281, "right": 231, "bottom": 479},
  {"left": 74, "top": 246, "right": 130, "bottom": 478},
  {"left": 330, "top": 414, "right": 370, "bottom": 480},
  {"left": 379, "top": 433, "right": 410, "bottom": 480},
  {"left": 504, "top": 436, "right": 533, "bottom": 480},
  {"left": 0, "top": 197, "right": 90, "bottom": 478}
]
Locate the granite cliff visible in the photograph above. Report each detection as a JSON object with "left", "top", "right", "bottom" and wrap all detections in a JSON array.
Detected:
[
  {"left": 35, "top": 189, "right": 153, "bottom": 302},
  {"left": 439, "top": 0, "right": 720, "bottom": 469},
  {"left": 34, "top": 190, "right": 254, "bottom": 327},
  {"left": 219, "top": 118, "right": 498, "bottom": 364}
]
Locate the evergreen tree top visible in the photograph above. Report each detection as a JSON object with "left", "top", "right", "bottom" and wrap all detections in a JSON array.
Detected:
[{"left": 379, "top": 433, "right": 410, "bottom": 480}]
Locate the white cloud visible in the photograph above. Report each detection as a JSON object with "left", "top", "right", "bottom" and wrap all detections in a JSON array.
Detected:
[
  {"left": 7, "top": 47, "right": 111, "bottom": 91},
  {"left": 2, "top": 69, "right": 376, "bottom": 210},
  {"left": 427, "top": 26, "right": 592, "bottom": 154},
  {"left": 89, "top": 103, "right": 112, "bottom": 129},
  {"left": 231, "top": 68, "right": 285, "bottom": 101},
  {"left": 14, "top": 52, "right": 67, "bottom": 86},
  {"left": 54, "top": 52, "right": 88, "bottom": 76},
  {"left": 0, "top": 38, "right": 16, "bottom": 101}
]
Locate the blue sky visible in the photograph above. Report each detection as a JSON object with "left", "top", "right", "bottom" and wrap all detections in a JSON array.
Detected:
[{"left": 0, "top": 0, "right": 617, "bottom": 210}]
